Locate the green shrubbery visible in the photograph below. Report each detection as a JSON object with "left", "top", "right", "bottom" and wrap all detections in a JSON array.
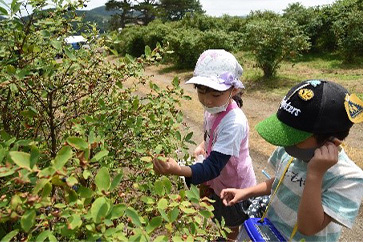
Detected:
[{"left": 109, "top": 0, "right": 362, "bottom": 77}]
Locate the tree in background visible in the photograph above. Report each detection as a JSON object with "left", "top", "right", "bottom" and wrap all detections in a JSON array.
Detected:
[
  {"left": 106, "top": 0, "right": 204, "bottom": 29},
  {"left": 134, "top": 0, "right": 158, "bottom": 25},
  {"left": 283, "top": 3, "right": 325, "bottom": 53},
  {"left": 243, "top": 11, "right": 311, "bottom": 78},
  {"left": 158, "top": 0, "right": 204, "bottom": 21},
  {"left": 330, "top": 0, "right": 362, "bottom": 63},
  {"left": 106, "top": 0, "right": 134, "bottom": 29},
  {"left": 283, "top": 0, "right": 362, "bottom": 63}
]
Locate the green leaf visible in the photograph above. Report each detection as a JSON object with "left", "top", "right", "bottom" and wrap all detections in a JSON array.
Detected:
[
  {"left": 154, "top": 145, "right": 163, "bottom": 154},
  {"left": 110, "top": 173, "right": 123, "bottom": 191},
  {"left": 36, "top": 230, "right": 57, "bottom": 242},
  {"left": 9, "top": 151, "right": 31, "bottom": 170},
  {"left": 0, "top": 147, "right": 6, "bottom": 163},
  {"left": 64, "top": 48, "right": 76, "bottom": 61},
  {"left": 145, "top": 45, "right": 151, "bottom": 57},
  {"left": 140, "top": 156, "right": 152, "bottom": 162},
  {"left": 186, "top": 185, "right": 200, "bottom": 203},
  {"left": 33, "top": 178, "right": 51, "bottom": 195},
  {"left": 78, "top": 186, "right": 93, "bottom": 198},
  {"left": 157, "top": 198, "right": 168, "bottom": 210},
  {"left": 30, "top": 146, "right": 40, "bottom": 169},
  {"left": 1, "top": 229, "right": 19, "bottom": 242},
  {"left": 66, "top": 176, "right": 78, "bottom": 186},
  {"left": 162, "top": 177, "right": 172, "bottom": 194},
  {"left": 66, "top": 137, "right": 88, "bottom": 150},
  {"left": 146, "top": 216, "right": 162, "bottom": 234},
  {"left": 21, "top": 209, "right": 36, "bottom": 233},
  {"left": 158, "top": 208, "right": 169, "bottom": 222},
  {"left": 141, "top": 196, "right": 155, "bottom": 205},
  {"left": 168, "top": 207, "right": 179, "bottom": 223},
  {"left": 83, "top": 169, "right": 91, "bottom": 179},
  {"left": 184, "top": 132, "right": 193, "bottom": 142},
  {"left": 172, "top": 76, "right": 180, "bottom": 87},
  {"left": 0, "top": 6, "right": 8, "bottom": 16},
  {"left": 90, "top": 149, "right": 109, "bottom": 162},
  {"left": 95, "top": 167, "right": 110, "bottom": 191},
  {"left": 53, "top": 146, "right": 72, "bottom": 170},
  {"left": 10, "top": 0, "right": 21, "bottom": 15},
  {"left": 154, "top": 180, "right": 165, "bottom": 196},
  {"left": 110, "top": 204, "right": 127, "bottom": 219},
  {"left": 125, "top": 207, "right": 142, "bottom": 227},
  {"left": 91, "top": 197, "right": 109, "bottom": 223},
  {"left": 51, "top": 40, "right": 62, "bottom": 50},
  {"left": 199, "top": 210, "right": 213, "bottom": 219},
  {"left": 68, "top": 214, "right": 82, "bottom": 230},
  {"left": 0, "top": 167, "right": 15, "bottom": 178},
  {"left": 153, "top": 235, "right": 168, "bottom": 242}
]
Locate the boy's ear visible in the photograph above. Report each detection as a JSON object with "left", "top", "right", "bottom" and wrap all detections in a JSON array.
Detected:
[{"left": 329, "top": 137, "right": 342, "bottom": 146}]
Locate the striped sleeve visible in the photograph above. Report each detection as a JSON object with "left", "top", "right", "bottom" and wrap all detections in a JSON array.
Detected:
[{"left": 321, "top": 151, "right": 363, "bottom": 228}]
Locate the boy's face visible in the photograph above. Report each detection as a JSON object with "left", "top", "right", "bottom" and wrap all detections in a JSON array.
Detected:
[
  {"left": 196, "top": 85, "right": 238, "bottom": 108},
  {"left": 295, "top": 136, "right": 319, "bottom": 149}
]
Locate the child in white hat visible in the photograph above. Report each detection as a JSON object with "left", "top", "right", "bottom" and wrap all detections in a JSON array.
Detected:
[{"left": 153, "top": 49, "right": 256, "bottom": 240}]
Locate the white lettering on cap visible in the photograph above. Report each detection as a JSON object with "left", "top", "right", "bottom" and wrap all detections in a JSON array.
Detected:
[{"left": 279, "top": 99, "right": 301, "bottom": 116}]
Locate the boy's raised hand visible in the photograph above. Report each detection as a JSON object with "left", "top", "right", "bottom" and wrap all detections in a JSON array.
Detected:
[
  {"left": 308, "top": 141, "right": 340, "bottom": 176},
  {"left": 153, "top": 156, "right": 180, "bottom": 175}
]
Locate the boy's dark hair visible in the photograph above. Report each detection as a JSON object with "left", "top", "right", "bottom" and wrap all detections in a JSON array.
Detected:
[
  {"left": 314, "top": 130, "right": 350, "bottom": 145},
  {"left": 194, "top": 84, "right": 243, "bottom": 108}
]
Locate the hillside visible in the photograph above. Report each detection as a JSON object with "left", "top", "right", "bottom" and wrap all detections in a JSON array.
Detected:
[{"left": 76, "top": 6, "right": 120, "bottom": 33}]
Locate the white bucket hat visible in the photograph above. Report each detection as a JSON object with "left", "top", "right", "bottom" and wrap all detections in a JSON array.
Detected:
[{"left": 186, "top": 49, "right": 244, "bottom": 91}]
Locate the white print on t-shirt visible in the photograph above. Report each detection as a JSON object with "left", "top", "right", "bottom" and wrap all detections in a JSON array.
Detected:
[{"left": 279, "top": 99, "right": 301, "bottom": 116}]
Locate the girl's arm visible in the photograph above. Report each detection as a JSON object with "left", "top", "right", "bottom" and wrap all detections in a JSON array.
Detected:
[{"left": 153, "top": 151, "right": 230, "bottom": 183}]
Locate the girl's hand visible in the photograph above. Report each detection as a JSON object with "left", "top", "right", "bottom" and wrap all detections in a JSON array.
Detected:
[
  {"left": 220, "top": 188, "right": 247, "bottom": 206},
  {"left": 153, "top": 157, "right": 181, "bottom": 175},
  {"left": 193, "top": 142, "right": 206, "bottom": 158},
  {"left": 308, "top": 142, "right": 339, "bottom": 176}
]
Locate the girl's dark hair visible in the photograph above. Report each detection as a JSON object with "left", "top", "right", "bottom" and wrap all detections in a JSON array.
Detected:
[
  {"left": 194, "top": 84, "right": 244, "bottom": 108},
  {"left": 314, "top": 130, "right": 350, "bottom": 144},
  {"left": 233, "top": 91, "right": 243, "bottom": 108}
]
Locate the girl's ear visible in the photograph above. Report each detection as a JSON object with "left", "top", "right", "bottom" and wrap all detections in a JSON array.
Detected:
[{"left": 231, "top": 88, "right": 240, "bottom": 96}]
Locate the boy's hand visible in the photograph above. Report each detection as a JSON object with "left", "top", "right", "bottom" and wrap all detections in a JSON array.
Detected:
[
  {"left": 308, "top": 142, "right": 339, "bottom": 176},
  {"left": 220, "top": 188, "right": 247, "bottom": 206},
  {"left": 153, "top": 157, "right": 180, "bottom": 175}
]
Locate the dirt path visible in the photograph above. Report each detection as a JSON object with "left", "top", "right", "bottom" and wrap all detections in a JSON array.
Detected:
[{"left": 142, "top": 64, "right": 363, "bottom": 242}]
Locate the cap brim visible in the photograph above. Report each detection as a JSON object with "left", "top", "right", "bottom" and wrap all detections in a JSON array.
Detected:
[
  {"left": 186, "top": 76, "right": 231, "bottom": 91},
  {"left": 255, "top": 114, "right": 312, "bottom": 146}
]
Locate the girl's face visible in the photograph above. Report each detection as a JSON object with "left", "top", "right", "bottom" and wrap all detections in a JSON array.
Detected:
[{"left": 196, "top": 85, "right": 238, "bottom": 108}]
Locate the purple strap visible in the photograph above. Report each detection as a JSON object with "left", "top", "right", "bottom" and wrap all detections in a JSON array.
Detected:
[{"left": 207, "top": 101, "right": 238, "bottom": 155}]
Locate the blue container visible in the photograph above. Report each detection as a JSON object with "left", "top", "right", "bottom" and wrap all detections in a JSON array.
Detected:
[{"left": 243, "top": 218, "right": 286, "bottom": 242}]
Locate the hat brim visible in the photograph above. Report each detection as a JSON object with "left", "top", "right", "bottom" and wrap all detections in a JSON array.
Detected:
[
  {"left": 255, "top": 114, "right": 312, "bottom": 146},
  {"left": 186, "top": 76, "right": 231, "bottom": 91}
]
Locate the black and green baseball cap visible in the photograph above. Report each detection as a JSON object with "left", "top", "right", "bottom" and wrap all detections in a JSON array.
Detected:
[{"left": 255, "top": 80, "right": 357, "bottom": 146}]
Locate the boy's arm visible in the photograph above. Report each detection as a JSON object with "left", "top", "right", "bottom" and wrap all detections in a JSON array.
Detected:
[
  {"left": 297, "top": 142, "right": 338, "bottom": 235},
  {"left": 221, "top": 178, "right": 274, "bottom": 206}
]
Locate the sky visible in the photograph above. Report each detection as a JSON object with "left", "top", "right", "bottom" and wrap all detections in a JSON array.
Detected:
[{"left": 83, "top": 0, "right": 337, "bottom": 16}]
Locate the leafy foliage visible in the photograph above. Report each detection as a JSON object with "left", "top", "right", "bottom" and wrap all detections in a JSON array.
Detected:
[
  {"left": 0, "top": 0, "right": 225, "bottom": 241},
  {"left": 243, "top": 11, "right": 311, "bottom": 78}
]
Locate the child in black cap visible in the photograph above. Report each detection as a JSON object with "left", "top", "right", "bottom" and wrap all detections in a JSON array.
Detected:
[{"left": 220, "top": 80, "right": 363, "bottom": 241}]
